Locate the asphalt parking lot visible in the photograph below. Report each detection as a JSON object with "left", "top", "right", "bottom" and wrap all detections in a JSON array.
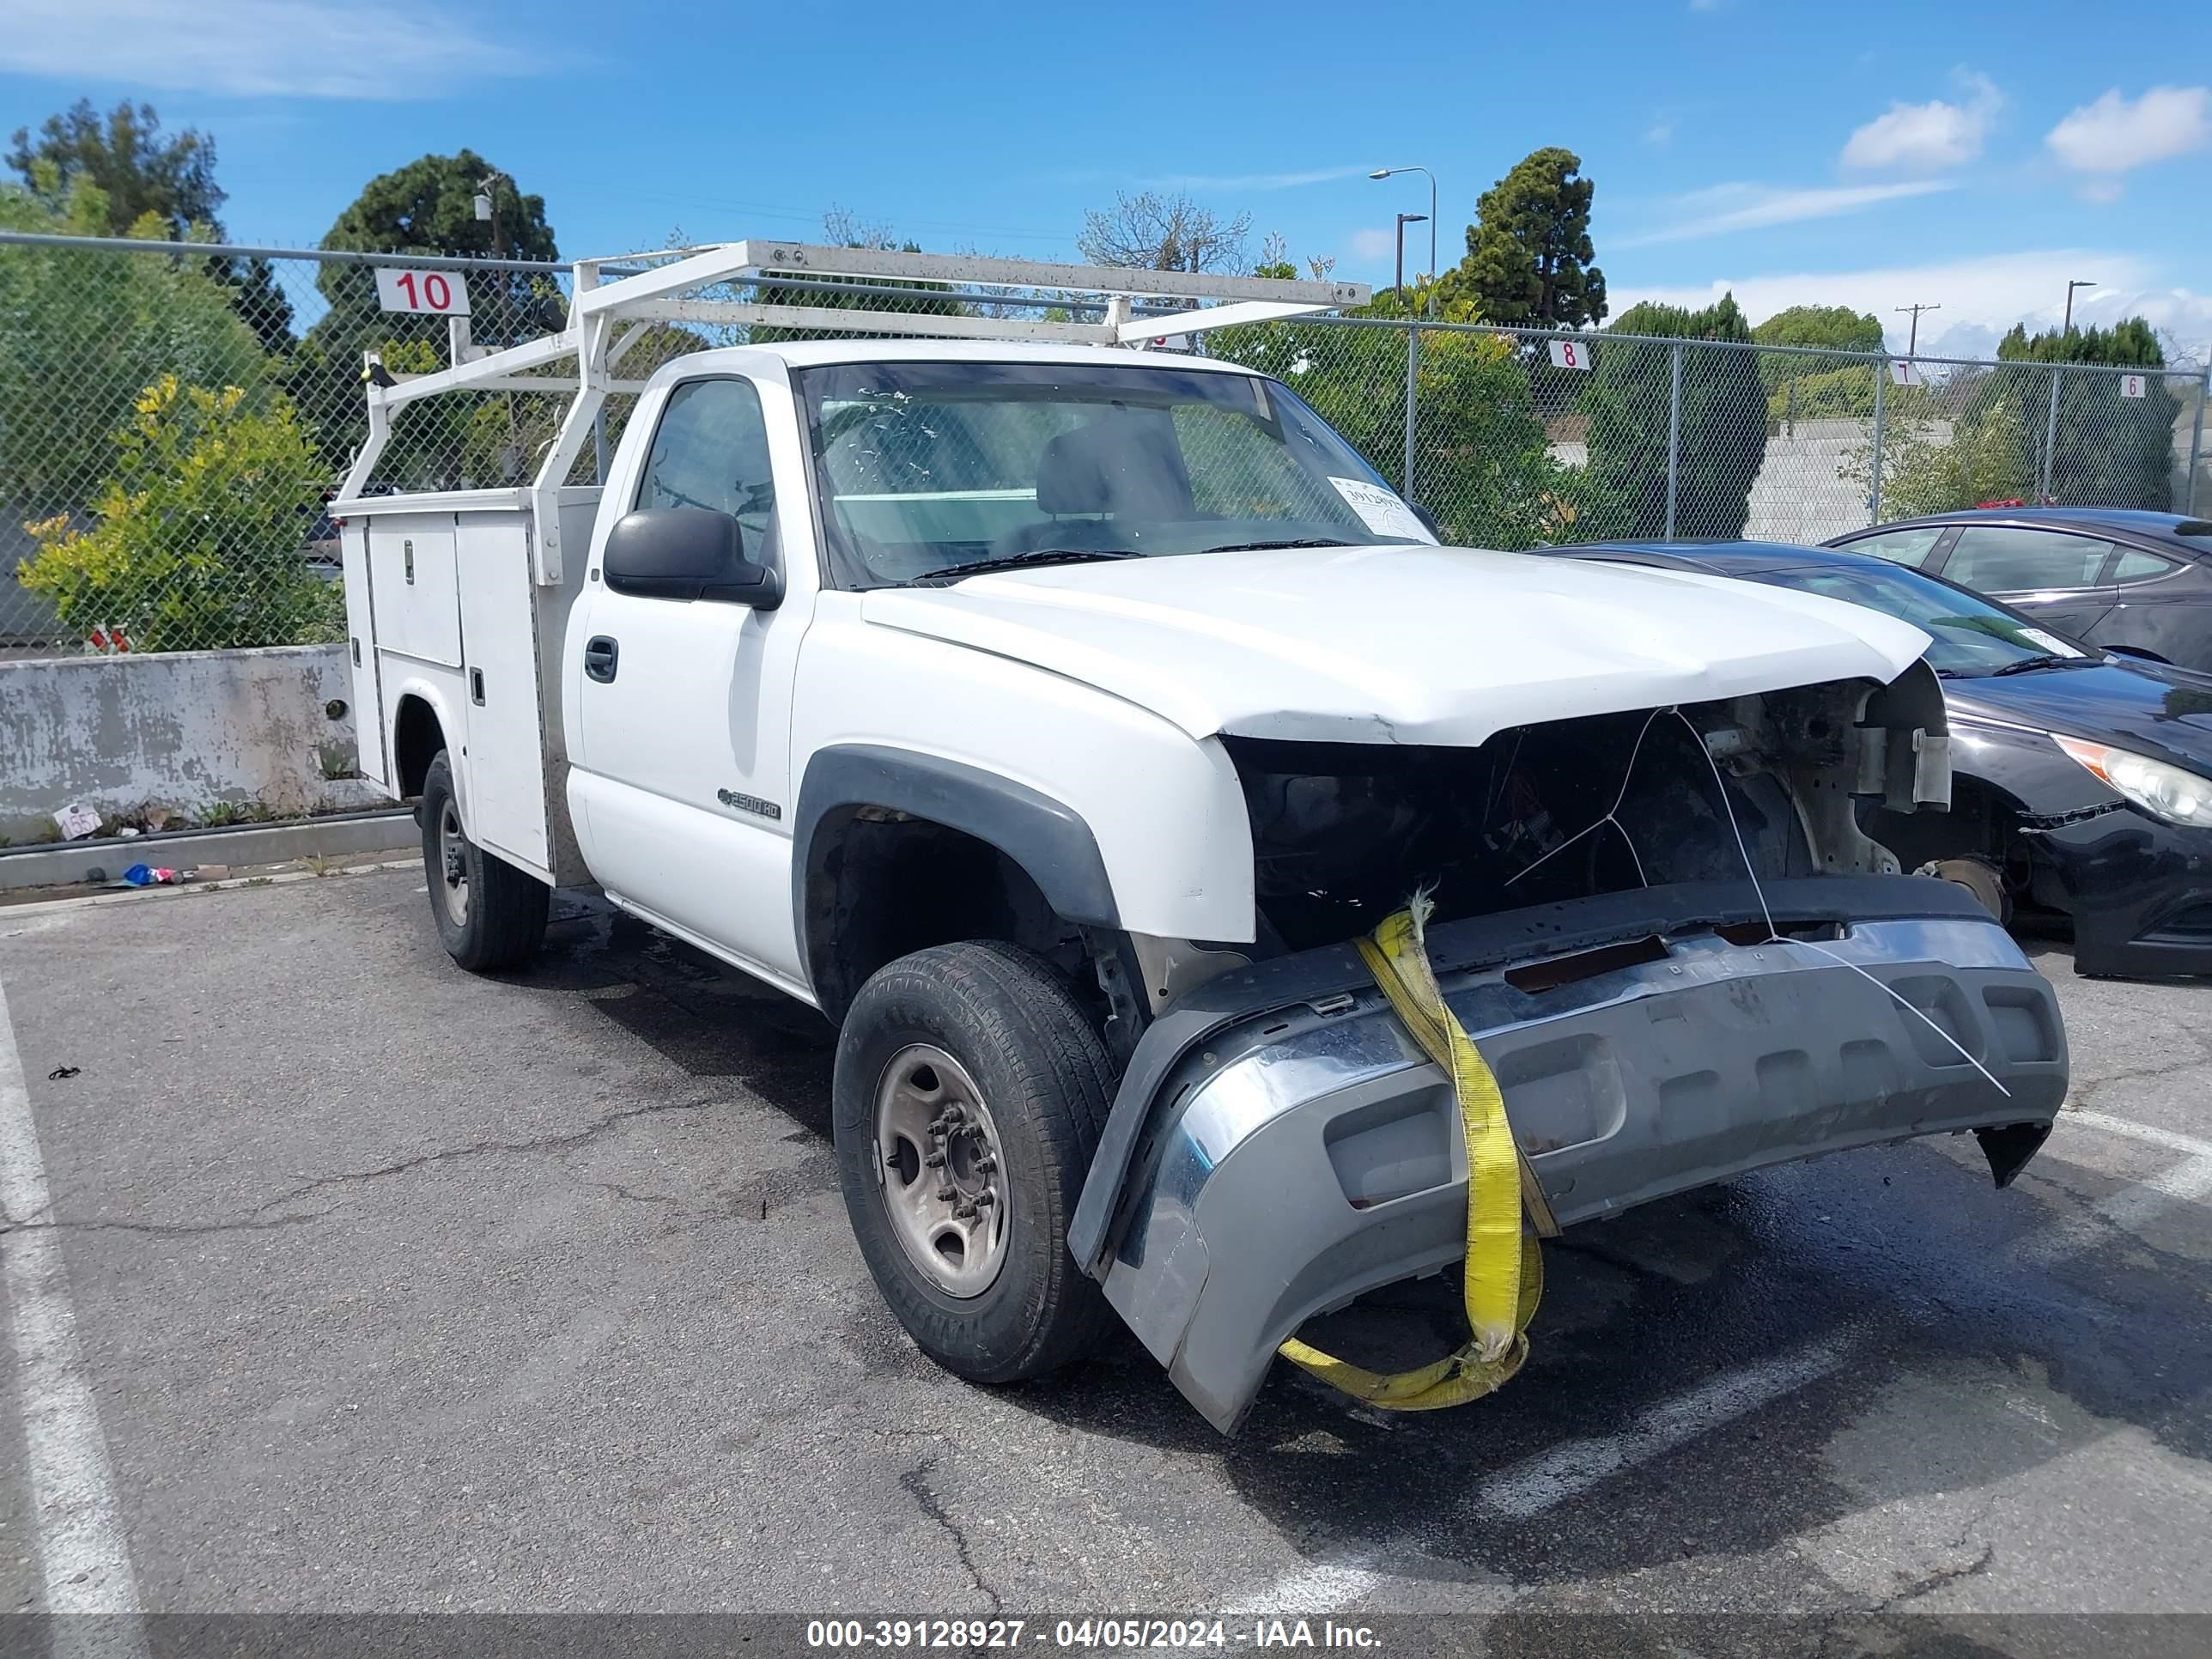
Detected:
[{"left": 2, "top": 865, "right": 2209, "bottom": 1651}]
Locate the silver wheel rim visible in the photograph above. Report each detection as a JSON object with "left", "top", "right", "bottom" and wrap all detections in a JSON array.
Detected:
[
  {"left": 872, "top": 1044, "right": 1009, "bottom": 1298},
  {"left": 436, "top": 800, "right": 470, "bottom": 927}
]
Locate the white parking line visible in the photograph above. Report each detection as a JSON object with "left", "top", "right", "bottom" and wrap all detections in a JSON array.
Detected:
[
  {"left": 0, "top": 970, "right": 148, "bottom": 1653},
  {"left": 2067, "top": 1107, "right": 2212, "bottom": 1161},
  {"left": 1474, "top": 1337, "right": 1854, "bottom": 1520},
  {"left": 1224, "top": 1559, "right": 1389, "bottom": 1615},
  {"left": 1232, "top": 1102, "right": 2212, "bottom": 1611}
]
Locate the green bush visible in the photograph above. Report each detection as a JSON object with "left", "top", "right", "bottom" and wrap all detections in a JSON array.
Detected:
[
  {"left": 1583, "top": 295, "right": 1766, "bottom": 539},
  {"left": 1846, "top": 389, "right": 2034, "bottom": 518},
  {"left": 20, "top": 374, "right": 337, "bottom": 651}
]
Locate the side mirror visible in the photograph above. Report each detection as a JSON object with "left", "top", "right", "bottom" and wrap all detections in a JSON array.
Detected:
[{"left": 602, "top": 507, "right": 782, "bottom": 609}]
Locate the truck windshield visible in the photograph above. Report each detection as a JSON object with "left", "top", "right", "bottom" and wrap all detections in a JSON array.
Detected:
[{"left": 791, "top": 361, "right": 1419, "bottom": 586}]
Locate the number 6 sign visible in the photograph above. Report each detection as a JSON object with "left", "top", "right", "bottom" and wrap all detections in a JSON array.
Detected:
[
  {"left": 374, "top": 267, "right": 472, "bottom": 317},
  {"left": 1547, "top": 337, "right": 1592, "bottom": 371}
]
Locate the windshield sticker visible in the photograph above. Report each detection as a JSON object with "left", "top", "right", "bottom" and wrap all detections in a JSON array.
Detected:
[
  {"left": 2018, "top": 629, "right": 2087, "bottom": 658},
  {"left": 1328, "top": 477, "right": 1437, "bottom": 544}
]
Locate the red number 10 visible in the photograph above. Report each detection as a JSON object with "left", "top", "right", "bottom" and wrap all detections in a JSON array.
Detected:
[{"left": 394, "top": 271, "right": 453, "bottom": 311}]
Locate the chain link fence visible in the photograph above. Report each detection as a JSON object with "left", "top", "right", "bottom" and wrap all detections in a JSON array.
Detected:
[{"left": 4, "top": 230, "right": 2208, "bottom": 658}]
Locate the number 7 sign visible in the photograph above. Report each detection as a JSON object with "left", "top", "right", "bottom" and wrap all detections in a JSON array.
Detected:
[{"left": 374, "top": 267, "right": 472, "bottom": 317}]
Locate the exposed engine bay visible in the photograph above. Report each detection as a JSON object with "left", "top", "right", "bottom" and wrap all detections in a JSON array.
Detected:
[{"left": 1223, "top": 671, "right": 1949, "bottom": 957}]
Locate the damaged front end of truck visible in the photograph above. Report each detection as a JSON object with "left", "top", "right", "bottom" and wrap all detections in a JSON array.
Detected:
[{"left": 1074, "top": 663, "right": 2067, "bottom": 1432}]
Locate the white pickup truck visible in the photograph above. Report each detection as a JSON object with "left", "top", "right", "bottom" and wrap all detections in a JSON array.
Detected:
[{"left": 336, "top": 243, "right": 2066, "bottom": 1432}]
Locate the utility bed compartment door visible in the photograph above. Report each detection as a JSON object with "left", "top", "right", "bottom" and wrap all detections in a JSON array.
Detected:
[
  {"left": 455, "top": 517, "right": 551, "bottom": 873},
  {"left": 338, "top": 519, "right": 387, "bottom": 788},
  {"left": 368, "top": 514, "right": 462, "bottom": 666}
]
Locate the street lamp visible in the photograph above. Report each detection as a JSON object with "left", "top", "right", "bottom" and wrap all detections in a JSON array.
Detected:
[
  {"left": 1370, "top": 166, "right": 1437, "bottom": 308},
  {"left": 1392, "top": 213, "right": 1429, "bottom": 302},
  {"left": 2063, "top": 278, "right": 2096, "bottom": 335}
]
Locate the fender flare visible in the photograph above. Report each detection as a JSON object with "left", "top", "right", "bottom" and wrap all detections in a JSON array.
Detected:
[{"left": 792, "top": 744, "right": 1120, "bottom": 1008}]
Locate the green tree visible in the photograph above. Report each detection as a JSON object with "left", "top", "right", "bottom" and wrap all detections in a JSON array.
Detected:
[
  {"left": 7, "top": 99, "right": 221, "bottom": 235},
  {"left": 0, "top": 178, "right": 270, "bottom": 521},
  {"left": 1992, "top": 318, "right": 2178, "bottom": 507},
  {"left": 1437, "top": 149, "right": 1605, "bottom": 329},
  {"left": 21, "top": 374, "right": 337, "bottom": 652},
  {"left": 1583, "top": 295, "right": 1765, "bottom": 538},
  {"left": 299, "top": 152, "right": 562, "bottom": 486},
  {"left": 1751, "top": 303, "right": 1886, "bottom": 411},
  {"left": 5, "top": 98, "right": 292, "bottom": 350}
]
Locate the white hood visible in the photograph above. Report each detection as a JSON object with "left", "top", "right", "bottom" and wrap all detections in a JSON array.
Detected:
[{"left": 860, "top": 544, "right": 1932, "bottom": 745}]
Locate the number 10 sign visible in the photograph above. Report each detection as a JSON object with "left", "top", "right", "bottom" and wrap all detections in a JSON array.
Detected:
[{"left": 374, "top": 267, "right": 471, "bottom": 317}]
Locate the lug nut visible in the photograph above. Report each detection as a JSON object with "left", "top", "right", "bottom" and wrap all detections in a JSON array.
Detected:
[
  {"left": 976, "top": 1154, "right": 997, "bottom": 1175},
  {"left": 936, "top": 1186, "right": 956, "bottom": 1202},
  {"left": 922, "top": 1151, "right": 945, "bottom": 1167},
  {"left": 954, "top": 1200, "right": 978, "bottom": 1219},
  {"left": 975, "top": 1190, "right": 995, "bottom": 1207}
]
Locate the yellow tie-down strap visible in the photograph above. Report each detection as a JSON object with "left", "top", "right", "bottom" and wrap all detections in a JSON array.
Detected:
[{"left": 1279, "top": 898, "right": 1559, "bottom": 1410}]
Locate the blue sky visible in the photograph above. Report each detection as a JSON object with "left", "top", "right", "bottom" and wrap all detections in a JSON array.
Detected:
[{"left": 7, "top": 0, "right": 2212, "bottom": 358}]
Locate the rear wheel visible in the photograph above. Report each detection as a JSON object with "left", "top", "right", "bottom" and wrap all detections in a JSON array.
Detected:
[
  {"left": 418, "top": 750, "right": 549, "bottom": 972},
  {"left": 833, "top": 941, "right": 1115, "bottom": 1382}
]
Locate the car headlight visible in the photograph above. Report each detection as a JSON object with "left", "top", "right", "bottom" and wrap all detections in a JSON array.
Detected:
[{"left": 2053, "top": 735, "right": 2212, "bottom": 828}]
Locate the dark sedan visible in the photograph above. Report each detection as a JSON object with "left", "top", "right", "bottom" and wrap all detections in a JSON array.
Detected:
[
  {"left": 1825, "top": 507, "right": 2212, "bottom": 671},
  {"left": 1543, "top": 538, "right": 2212, "bottom": 977}
]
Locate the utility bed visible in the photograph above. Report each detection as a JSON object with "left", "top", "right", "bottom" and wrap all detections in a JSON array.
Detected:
[{"left": 340, "top": 489, "right": 598, "bottom": 886}]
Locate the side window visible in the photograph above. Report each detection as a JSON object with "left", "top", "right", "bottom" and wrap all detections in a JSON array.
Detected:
[
  {"left": 1844, "top": 526, "right": 1946, "bottom": 568},
  {"left": 2110, "top": 547, "right": 2181, "bottom": 586},
  {"left": 1943, "top": 526, "right": 2113, "bottom": 592},
  {"left": 635, "top": 378, "right": 777, "bottom": 559}
]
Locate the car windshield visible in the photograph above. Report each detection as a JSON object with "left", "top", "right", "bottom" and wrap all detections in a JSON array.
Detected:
[
  {"left": 1751, "top": 562, "right": 2097, "bottom": 677},
  {"left": 792, "top": 361, "right": 1419, "bottom": 585}
]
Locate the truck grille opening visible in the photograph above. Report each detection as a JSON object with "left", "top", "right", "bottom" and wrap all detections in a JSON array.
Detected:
[{"left": 1224, "top": 704, "right": 1828, "bottom": 957}]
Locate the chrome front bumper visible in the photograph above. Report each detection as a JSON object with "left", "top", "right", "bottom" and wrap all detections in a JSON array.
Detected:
[{"left": 1070, "top": 878, "right": 2068, "bottom": 1433}]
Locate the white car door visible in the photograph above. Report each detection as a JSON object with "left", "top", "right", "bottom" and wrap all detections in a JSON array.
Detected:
[{"left": 567, "top": 370, "right": 812, "bottom": 989}]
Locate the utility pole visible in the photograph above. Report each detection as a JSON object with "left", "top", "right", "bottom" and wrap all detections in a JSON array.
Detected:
[
  {"left": 1895, "top": 301, "right": 1940, "bottom": 357},
  {"left": 2063, "top": 279, "right": 2096, "bottom": 336}
]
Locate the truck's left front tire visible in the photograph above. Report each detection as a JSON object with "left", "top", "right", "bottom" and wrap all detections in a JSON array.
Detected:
[
  {"left": 419, "top": 749, "right": 550, "bottom": 973},
  {"left": 832, "top": 941, "right": 1115, "bottom": 1384}
]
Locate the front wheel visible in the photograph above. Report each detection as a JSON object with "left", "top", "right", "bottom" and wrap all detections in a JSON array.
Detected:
[
  {"left": 833, "top": 941, "right": 1115, "bottom": 1383},
  {"left": 418, "top": 750, "right": 549, "bottom": 972}
]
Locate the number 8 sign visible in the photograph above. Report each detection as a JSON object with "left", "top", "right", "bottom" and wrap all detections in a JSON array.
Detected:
[
  {"left": 374, "top": 267, "right": 472, "bottom": 317},
  {"left": 1547, "top": 337, "right": 1592, "bottom": 371}
]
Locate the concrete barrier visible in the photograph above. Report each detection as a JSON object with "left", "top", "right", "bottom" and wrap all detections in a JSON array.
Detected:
[{"left": 0, "top": 644, "right": 386, "bottom": 841}]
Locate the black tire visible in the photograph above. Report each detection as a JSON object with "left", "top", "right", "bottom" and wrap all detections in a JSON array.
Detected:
[
  {"left": 419, "top": 749, "right": 550, "bottom": 972},
  {"left": 833, "top": 941, "right": 1115, "bottom": 1383}
]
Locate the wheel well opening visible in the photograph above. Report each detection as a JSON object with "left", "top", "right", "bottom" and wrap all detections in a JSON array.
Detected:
[
  {"left": 804, "top": 810, "right": 1089, "bottom": 1024},
  {"left": 392, "top": 696, "right": 445, "bottom": 800}
]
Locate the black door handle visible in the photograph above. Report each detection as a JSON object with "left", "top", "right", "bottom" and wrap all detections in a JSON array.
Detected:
[{"left": 584, "top": 635, "right": 619, "bottom": 683}]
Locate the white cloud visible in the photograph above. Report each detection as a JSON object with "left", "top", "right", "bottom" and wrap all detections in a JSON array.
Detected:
[
  {"left": 1843, "top": 72, "right": 2001, "bottom": 170},
  {"left": 1151, "top": 165, "right": 1372, "bottom": 193},
  {"left": 1613, "top": 179, "right": 1955, "bottom": 247},
  {"left": 2046, "top": 85, "right": 2211, "bottom": 173},
  {"left": 0, "top": 0, "right": 545, "bottom": 99},
  {"left": 1349, "top": 227, "right": 1399, "bottom": 260},
  {"left": 1607, "top": 248, "right": 2212, "bottom": 363},
  {"left": 1644, "top": 122, "right": 1675, "bottom": 147}
]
